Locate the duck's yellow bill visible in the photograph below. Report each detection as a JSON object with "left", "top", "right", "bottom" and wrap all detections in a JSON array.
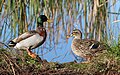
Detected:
[
  {"left": 47, "top": 19, "right": 53, "bottom": 22},
  {"left": 66, "top": 35, "right": 70, "bottom": 39}
]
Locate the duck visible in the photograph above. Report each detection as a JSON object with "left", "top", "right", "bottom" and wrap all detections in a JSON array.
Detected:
[
  {"left": 67, "top": 29, "right": 106, "bottom": 63},
  {"left": 8, "top": 15, "right": 52, "bottom": 58}
]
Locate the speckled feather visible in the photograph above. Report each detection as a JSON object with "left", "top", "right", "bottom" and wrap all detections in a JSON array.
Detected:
[{"left": 70, "top": 29, "right": 106, "bottom": 60}]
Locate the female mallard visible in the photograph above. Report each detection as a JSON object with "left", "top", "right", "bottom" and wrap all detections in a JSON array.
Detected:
[
  {"left": 68, "top": 29, "right": 106, "bottom": 63},
  {"left": 8, "top": 15, "right": 52, "bottom": 58}
]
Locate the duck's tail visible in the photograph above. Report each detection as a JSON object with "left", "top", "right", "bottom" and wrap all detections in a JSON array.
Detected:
[{"left": 8, "top": 41, "right": 17, "bottom": 47}]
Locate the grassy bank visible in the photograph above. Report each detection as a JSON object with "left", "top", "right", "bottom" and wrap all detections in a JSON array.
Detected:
[{"left": 0, "top": 45, "right": 120, "bottom": 75}]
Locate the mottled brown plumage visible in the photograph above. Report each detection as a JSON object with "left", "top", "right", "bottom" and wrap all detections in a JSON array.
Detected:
[{"left": 69, "top": 29, "right": 106, "bottom": 63}]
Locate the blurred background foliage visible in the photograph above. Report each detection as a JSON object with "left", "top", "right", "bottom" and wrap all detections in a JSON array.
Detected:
[{"left": 0, "top": 0, "right": 120, "bottom": 62}]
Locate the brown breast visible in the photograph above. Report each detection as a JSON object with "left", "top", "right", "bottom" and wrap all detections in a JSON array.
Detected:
[{"left": 36, "top": 27, "right": 46, "bottom": 37}]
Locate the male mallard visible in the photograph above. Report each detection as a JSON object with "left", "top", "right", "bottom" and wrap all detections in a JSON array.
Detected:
[
  {"left": 68, "top": 29, "right": 106, "bottom": 63},
  {"left": 8, "top": 15, "right": 52, "bottom": 58}
]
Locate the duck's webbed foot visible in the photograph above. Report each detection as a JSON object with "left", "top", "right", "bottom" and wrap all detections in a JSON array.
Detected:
[
  {"left": 26, "top": 49, "right": 37, "bottom": 58},
  {"left": 26, "top": 49, "right": 43, "bottom": 63}
]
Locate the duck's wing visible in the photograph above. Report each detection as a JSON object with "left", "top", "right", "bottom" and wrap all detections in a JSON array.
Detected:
[
  {"left": 82, "top": 39, "right": 106, "bottom": 53},
  {"left": 74, "top": 39, "right": 104, "bottom": 53},
  {"left": 14, "top": 33, "right": 44, "bottom": 50},
  {"left": 13, "top": 30, "right": 37, "bottom": 42},
  {"left": 9, "top": 30, "right": 37, "bottom": 47},
  {"left": 82, "top": 39, "right": 100, "bottom": 49}
]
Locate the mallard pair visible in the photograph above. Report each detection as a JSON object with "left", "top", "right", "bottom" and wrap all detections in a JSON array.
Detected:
[
  {"left": 8, "top": 15, "right": 106, "bottom": 63},
  {"left": 9, "top": 15, "right": 52, "bottom": 58},
  {"left": 68, "top": 29, "right": 106, "bottom": 63}
]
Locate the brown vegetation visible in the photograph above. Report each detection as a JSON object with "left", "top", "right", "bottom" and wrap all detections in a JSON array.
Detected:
[{"left": 0, "top": 48, "right": 120, "bottom": 75}]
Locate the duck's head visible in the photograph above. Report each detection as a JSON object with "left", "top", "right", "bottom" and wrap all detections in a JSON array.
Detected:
[
  {"left": 67, "top": 29, "right": 82, "bottom": 39},
  {"left": 37, "top": 15, "right": 52, "bottom": 27}
]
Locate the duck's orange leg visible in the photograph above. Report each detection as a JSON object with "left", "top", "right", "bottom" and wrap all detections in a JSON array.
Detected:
[{"left": 26, "top": 49, "right": 37, "bottom": 58}]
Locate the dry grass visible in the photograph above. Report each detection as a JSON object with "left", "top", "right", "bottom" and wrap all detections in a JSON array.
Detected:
[{"left": 0, "top": 47, "right": 120, "bottom": 75}]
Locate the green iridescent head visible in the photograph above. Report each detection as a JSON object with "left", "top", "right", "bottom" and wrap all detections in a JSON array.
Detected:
[
  {"left": 37, "top": 15, "right": 53, "bottom": 27},
  {"left": 37, "top": 15, "right": 48, "bottom": 26}
]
